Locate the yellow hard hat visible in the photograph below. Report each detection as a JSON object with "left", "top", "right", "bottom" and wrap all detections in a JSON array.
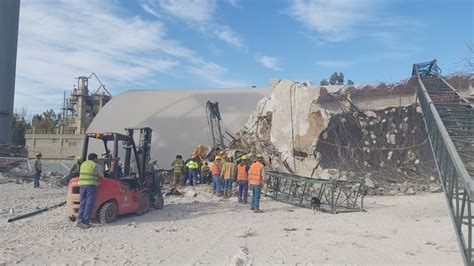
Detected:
[
  {"left": 219, "top": 151, "right": 225, "bottom": 155},
  {"left": 241, "top": 155, "right": 248, "bottom": 160},
  {"left": 35, "top": 152, "right": 42, "bottom": 157},
  {"left": 255, "top": 154, "right": 263, "bottom": 159},
  {"left": 215, "top": 156, "right": 222, "bottom": 160},
  {"left": 76, "top": 156, "right": 83, "bottom": 161}
]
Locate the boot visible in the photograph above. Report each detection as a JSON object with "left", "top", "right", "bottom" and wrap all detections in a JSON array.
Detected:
[{"left": 223, "top": 189, "right": 228, "bottom": 198}]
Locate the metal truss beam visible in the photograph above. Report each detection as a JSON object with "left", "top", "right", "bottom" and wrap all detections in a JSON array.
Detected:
[
  {"left": 265, "top": 171, "right": 365, "bottom": 214},
  {"left": 413, "top": 60, "right": 474, "bottom": 265}
]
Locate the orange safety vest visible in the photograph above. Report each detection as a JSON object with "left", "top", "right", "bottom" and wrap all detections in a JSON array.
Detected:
[
  {"left": 211, "top": 161, "right": 221, "bottom": 175},
  {"left": 237, "top": 164, "right": 248, "bottom": 181},
  {"left": 248, "top": 162, "right": 263, "bottom": 185}
]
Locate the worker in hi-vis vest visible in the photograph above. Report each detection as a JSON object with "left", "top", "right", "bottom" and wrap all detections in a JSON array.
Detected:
[
  {"left": 76, "top": 153, "right": 104, "bottom": 229},
  {"left": 211, "top": 156, "right": 223, "bottom": 196},
  {"left": 236, "top": 155, "right": 250, "bottom": 204},
  {"left": 185, "top": 156, "right": 199, "bottom": 186},
  {"left": 248, "top": 154, "right": 266, "bottom": 213}
]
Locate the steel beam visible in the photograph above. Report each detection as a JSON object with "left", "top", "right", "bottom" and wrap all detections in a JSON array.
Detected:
[
  {"left": 265, "top": 171, "right": 365, "bottom": 213},
  {"left": 413, "top": 60, "right": 474, "bottom": 265}
]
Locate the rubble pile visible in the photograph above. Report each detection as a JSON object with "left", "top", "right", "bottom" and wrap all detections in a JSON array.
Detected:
[
  {"left": 316, "top": 105, "right": 437, "bottom": 195},
  {"left": 0, "top": 157, "right": 28, "bottom": 173},
  {"left": 0, "top": 144, "right": 27, "bottom": 157},
  {"left": 232, "top": 76, "right": 471, "bottom": 195},
  {"left": 0, "top": 165, "right": 65, "bottom": 187}
]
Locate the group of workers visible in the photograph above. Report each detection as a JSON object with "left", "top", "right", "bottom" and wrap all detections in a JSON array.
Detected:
[
  {"left": 31, "top": 148, "right": 266, "bottom": 230},
  {"left": 171, "top": 152, "right": 266, "bottom": 213}
]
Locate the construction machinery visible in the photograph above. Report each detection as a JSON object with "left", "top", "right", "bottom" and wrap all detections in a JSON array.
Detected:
[
  {"left": 205, "top": 100, "right": 244, "bottom": 160},
  {"left": 206, "top": 101, "right": 226, "bottom": 152},
  {"left": 66, "top": 127, "right": 164, "bottom": 223}
]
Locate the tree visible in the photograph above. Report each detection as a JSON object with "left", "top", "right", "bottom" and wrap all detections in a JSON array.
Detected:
[
  {"left": 347, "top": 79, "right": 354, "bottom": 85},
  {"left": 320, "top": 79, "right": 329, "bottom": 86},
  {"left": 337, "top": 72, "right": 344, "bottom": 85},
  {"left": 11, "top": 108, "right": 31, "bottom": 146},
  {"left": 32, "top": 109, "right": 59, "bottom": 133},
  {"left": 329, "top": 72, "right": 338, "bottom": 85}
]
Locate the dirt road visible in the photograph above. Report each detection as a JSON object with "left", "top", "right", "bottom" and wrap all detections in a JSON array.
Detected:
[{"left": 0, "top": 183, "right": 462, "bottom": 264}]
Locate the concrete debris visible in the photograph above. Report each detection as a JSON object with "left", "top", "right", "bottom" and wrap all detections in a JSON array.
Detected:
[
  {"left": 0, "top": 166, "right": 65, "bottom": 187},
  {"left": 0, "top": 144, "right": 27, "bottom": 157},
  {"left": 429, "top": 183, "right": 443, "bottom": 193},
  {"left": 185, "top": 190, "right": 198, "bottom": 198},
  {"left": 232, "top": 78, "right": 445, "bottom": 195},
  {"left": 0, "top": 157, "right": 29, "bottom": 174},
  {"left": 405, "top": 188, "right": 416, "bottom": 195},
  {"left": 365, "top": 178, "right": 375, "bottom": 188}
]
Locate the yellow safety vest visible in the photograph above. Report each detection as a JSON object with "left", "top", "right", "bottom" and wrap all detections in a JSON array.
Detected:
[
  {"left": 186, "top": 160, "right": 199, "bottom": 169},
  {"left": 79, "top": 160, "right": 99, "bottom": 186}
]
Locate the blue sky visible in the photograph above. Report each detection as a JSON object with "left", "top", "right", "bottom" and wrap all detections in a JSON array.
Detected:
[{"left": 15, "top": 0, "right": 473, "bottom": 113}]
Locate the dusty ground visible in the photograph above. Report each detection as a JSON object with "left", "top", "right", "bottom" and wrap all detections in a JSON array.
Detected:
[{"left": 0, "top": 182, "right": 463, "bottom": 265}]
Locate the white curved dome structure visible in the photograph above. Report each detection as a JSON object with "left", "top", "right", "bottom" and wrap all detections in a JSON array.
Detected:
[{"left": 88, "top": 88, "right": 269, "bottom": 165}]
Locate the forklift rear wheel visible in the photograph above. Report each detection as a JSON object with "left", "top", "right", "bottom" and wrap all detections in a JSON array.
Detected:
[
  {"left": 99, "top": 202, "right": 118, "bottom": 223},
  {"left": 154, "top": 196, "right": 164, "bottom": 209},
  {"left": 137, "top": 192, "right": 151, "bottom": 215}
]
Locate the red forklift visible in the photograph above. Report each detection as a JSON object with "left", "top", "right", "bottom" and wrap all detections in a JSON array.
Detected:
[{"left": 66, "top": 127, "right": 164, "bottom": 223}]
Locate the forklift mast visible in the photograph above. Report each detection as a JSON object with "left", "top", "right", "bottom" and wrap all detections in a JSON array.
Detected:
[
  {"left": 126, "top": 127, "right": 152, "bottom": 188},
  {"left": 80, "top": 127, "right": 152, "bottom": 188}
]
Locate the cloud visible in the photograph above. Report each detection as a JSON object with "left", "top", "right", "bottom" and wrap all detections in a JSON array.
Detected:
[
  {"left": 287, "top": 0, "right": 374, "bottom": 42},
  {"left": 286, "top": 0, "right": 423, "bottom": 44},
  {"left": 315, "top": 60, "right": 355, "bottom": 68},
  {"left": 257, "top": 56, "right": 282, "bottom": 71},
  {"left": 155, "top": 0, "right": 216, "bottom": 23},
  {"left": 143, "top": 0, "right": 245, "bottom": 49},
  {"left": 16, "top": 0, "right": 244, "bottom": 113},
  {"left": 226, "top": 0, "right": 241, "bottom": 8},
  {"left": 187, "top": 62, "right": 248, "bottom": 87},
  {"left": 142, "top": 2, "right": 161, "bottom": 18},
  {"left": 215, "top": 26, "right": 244, "bottom": 49}
]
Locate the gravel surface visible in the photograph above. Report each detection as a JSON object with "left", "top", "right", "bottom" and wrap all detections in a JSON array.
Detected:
[{"left": 0, "top": 183, "right": 463, "bottom": 264}]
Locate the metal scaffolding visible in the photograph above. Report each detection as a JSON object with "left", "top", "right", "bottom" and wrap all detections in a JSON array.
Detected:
[
  {"left": 414, "top": 60, "right": 474, "bottom": 265},
  {"left": 265, "top": 171, "right": 366, "bottom": 213}
]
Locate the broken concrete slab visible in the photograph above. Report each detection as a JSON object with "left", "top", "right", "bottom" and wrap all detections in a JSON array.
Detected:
[{"left": 233, "top": 77, "right": 468, "bottom": 194}]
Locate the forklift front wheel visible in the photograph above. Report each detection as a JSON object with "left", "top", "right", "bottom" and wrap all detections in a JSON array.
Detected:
[
  {"left": 137, "top": 192, "right": 151, "bottom": 216},
  {"left": 99, "top": 202, "right": 118, "bottom": 224}
]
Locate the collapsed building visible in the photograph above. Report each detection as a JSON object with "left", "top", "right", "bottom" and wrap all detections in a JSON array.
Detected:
[
  {"left": 87, "top": 88, "right": 269, "bottom": 165},
  {"left": 232, "top": 75, "right": 473, "bottom": 195}
]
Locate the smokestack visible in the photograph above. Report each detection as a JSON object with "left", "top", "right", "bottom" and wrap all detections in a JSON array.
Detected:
[{"left": 0, "top": 0, "right": 20, "bottom": 144}]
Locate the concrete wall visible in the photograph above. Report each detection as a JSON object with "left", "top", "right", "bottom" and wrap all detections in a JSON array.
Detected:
[
  {"left": 25, "top": 134, "right": 83, "bottom": 159},
  {"left": 0, "top": 0, "right": 20, "bottom": 144},
  {"left": 88, "top": 88, "right": 270, "bottom": 165}
]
